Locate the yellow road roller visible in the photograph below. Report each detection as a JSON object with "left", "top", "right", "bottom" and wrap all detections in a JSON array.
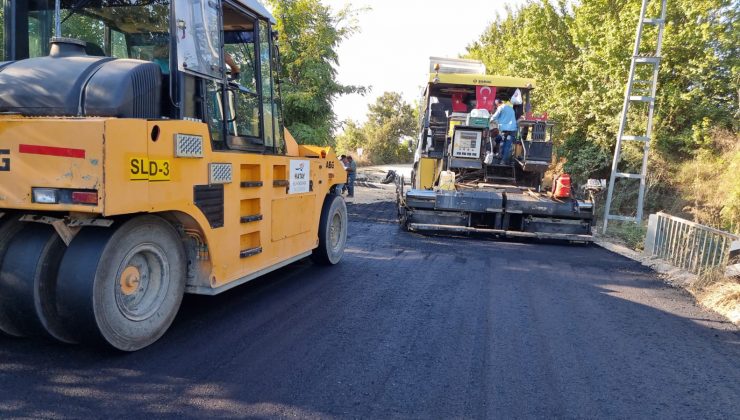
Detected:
[{"left": 0, "top": 0, "right": 347, "bottom": 351}]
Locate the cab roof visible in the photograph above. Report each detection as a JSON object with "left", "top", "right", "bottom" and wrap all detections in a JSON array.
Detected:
[
  {"left": 429, "top": 72, "right": 536, "bottom": 89},
  {"left": 236, "top": 0, "right": 276, "bottom": 24}
]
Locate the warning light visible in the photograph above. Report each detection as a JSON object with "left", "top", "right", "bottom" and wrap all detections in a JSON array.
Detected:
[{"left": 72, "top": 191, "right": 98, "bottom": 205}]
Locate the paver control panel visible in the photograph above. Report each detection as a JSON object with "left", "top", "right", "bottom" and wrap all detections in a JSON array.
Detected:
[{"left": 452, "top": 129, "right": 482, "bottom": 159}]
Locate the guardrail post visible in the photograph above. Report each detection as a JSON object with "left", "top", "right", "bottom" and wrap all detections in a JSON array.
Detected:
[
  {"left": 644, "top": 213, "right": 658, "bottom": 256},
  {"left": 727, "top": 239, "right": 740, "bottom": 278}
]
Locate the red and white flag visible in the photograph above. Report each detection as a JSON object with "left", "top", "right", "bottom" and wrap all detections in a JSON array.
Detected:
[
  {"left": 476, "top": 86, "right": 496, "bottom": 111},
  {"left": 451, "top": 93, "right": 467, "bottom": 112}
]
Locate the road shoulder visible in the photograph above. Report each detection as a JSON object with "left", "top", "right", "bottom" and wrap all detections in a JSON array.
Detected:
[{"left": 595, "top": 237, "right": 740, "bottom": 327}]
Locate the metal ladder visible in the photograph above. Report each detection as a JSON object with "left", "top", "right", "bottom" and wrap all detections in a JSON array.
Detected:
[{"left": 603, "top": 0, "right": 667, "bottom": 232}]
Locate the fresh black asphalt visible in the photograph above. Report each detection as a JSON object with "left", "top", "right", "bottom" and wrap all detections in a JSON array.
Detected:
[{"left": 0, "top": 199, "right": 738, "bottom": 419}]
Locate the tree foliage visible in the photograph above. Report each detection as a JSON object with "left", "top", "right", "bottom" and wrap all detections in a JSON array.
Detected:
[
  {"left": 466, "top": 0, "right": 738, "bottom": 226},
  {"left": 676, "top": 129, "right": 740, "bottom": 230},
  {"left": 336, "top": 92, "right": 417, "bottom": 165},
  {"left": 268, "top": 0, "right": 366, "bottom": 146},
  {"left": 335, "top": 120, "right": 366, "bottom": 156}
]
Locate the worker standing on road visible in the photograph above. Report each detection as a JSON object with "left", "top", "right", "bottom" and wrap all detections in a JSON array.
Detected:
[
  {"left": 338, "top": 155, "right": 348, "bottom": 195},
  {"left": 346, "top": 156, "right": 357, "bottom": 198},
  {"left": 490, "top": 99, "right": 517, "bottom": 165}
]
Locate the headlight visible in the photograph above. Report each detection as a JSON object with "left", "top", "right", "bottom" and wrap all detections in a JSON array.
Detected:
[{"left": 32, "top": 188, "right": 59, "bottom": 204}]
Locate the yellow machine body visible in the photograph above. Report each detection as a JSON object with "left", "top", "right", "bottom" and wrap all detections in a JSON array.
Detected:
[
  {"left": 413, "top": 63, "right": 537, "bottom": 191},
  {"left": 428, "top": 72, "right": 536, "bottom": 89},
  {"left": 402, "top": 58, "right": 594, "bottom": 243},
  {"left": 416, "top": 157, "right": 440, "bottom": 190},
  {"left": 0, "top": 116, "right": 345, "bottom": 294},
  {"left": 0, "top": 0, "right": 354, "bottom": 351}
]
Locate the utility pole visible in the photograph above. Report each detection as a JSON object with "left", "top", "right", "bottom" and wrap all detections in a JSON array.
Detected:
[{"left": 603, "top": 0, "right": 667, "bottom": 232}]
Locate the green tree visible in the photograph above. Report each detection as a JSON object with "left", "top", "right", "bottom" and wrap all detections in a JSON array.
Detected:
[
  {"left": 361, "top": 92, "right": 417, "bottom": 164},
  {"left": 336, "top": 92, "right": 417, "bottom": 164},
  {"left": 468, "top": 0, "right": 736, "bottom": 161},
  {"left": 268, "top": 0, "right": 366, "bottom": 146},
  {"left": 466, "top": 0, "right": 738, "bottom": 224},
  {"left": 335, "top": 119, "right": 366, "bottom": 155}
]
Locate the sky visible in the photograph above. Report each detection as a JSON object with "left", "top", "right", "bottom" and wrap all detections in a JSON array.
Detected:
[{"left": 315, "top": 0, "right": 525, "bottom": 128}]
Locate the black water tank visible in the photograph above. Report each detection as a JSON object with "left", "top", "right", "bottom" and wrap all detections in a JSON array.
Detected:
[
  {"left": 84, "top": 59, "right": 162, "bottom": 119},
  {"left": 0, "top": 38, "right": 162, "bottom": 119}
]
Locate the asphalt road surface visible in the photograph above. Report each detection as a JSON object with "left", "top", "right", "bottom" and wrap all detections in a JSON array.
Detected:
[{"left": 1, "top": 192, "right": 739, "bottom": 419}]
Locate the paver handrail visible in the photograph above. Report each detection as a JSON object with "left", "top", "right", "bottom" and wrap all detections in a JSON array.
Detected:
[{"left": 644, "top": 212, "right": 739, "bottom": 275}]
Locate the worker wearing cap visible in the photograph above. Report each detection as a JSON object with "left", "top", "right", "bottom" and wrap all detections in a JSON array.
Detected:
[{"left": 490, "top": 99, "right": 517, "bottom": 165}]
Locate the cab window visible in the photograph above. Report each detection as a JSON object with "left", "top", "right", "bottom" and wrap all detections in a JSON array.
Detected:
[
  {"left": 173, "top": 0, "right": 220, "bottom": 79},
  {"left": 25, "top": 0, "right": 170, "bottom": 60},
  {"left": 224, "top": 22, "right": 261, "bottom": 145},
  {"left": 258, "top": 20, "right": 274, "bottom": 151},
  {"left": 211, "top": 3, "right": 284, "bottom": 154},
  {"left": 27, "top": 6, "right": 53, "bottom": 58},
  {"left": 189, "top": 3, "right": 285, "bottom": 155},
  {"left": 110, "top": 29, "right": 128, "bottom": 59},
  {"left": 204, "top": 4, "right": 264, "bottom": 152},
  {"left": 271, "top": 39, "right": 286, "bottom": 154}
]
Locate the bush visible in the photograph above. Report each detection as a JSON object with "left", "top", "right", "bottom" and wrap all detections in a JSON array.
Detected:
[
  {"left": 675, "top": 129, "right": 740, "bottom": 229},
  {"left": 606, "top": 221, "right": 647, "bottom": 251}
]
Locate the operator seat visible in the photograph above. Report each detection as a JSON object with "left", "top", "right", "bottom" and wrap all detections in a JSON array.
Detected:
[
  {"left": 428, "top": 102, "right": 450, "bottom": 157},
  {"left": 430, "top": 102, "right": 446, "bottom": 124}
]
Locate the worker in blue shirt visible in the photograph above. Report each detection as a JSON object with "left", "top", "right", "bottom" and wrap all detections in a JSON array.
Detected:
[{"left": 490, "top": 99, "right": 517, "bottom": 165}]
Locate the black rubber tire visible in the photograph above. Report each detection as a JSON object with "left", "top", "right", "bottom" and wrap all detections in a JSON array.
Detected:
[
  {"left": 0, "top": 224, "right": 75, "bottom": 342},
  {"left": 0, "top": 214, "right": 27, "bottom": 337},
  {"left": 311, "top": 194, "right": 348, "bottom": 265},
  {"left": 56, "top": 215, "right": 186, "bottom": 351}
]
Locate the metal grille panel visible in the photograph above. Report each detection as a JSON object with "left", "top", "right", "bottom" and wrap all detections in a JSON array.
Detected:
[
  {"left": 209, "top": 163, "right": 233, "bottom": 185},
  {"left": 175, "top": 134, "right": 204, "bottom": 158}
]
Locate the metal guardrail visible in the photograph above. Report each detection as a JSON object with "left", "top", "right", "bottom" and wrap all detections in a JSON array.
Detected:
[{"left": 644, "top": 212, "right": 740, "bottom": 275}]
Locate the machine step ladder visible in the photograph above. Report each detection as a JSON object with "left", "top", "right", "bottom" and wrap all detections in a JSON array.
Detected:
[
  {"left": 486, "top": 163, "right": 516, "bottom": 184},
  {"left": 603, "top": 0, "right": 667, "bottom": 231}
]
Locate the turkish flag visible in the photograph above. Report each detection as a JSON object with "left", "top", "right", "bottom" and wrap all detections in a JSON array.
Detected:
[
  {"left": 451, "top": 93, "right": 467, "bottom": 112},
  {"left": 476, "top": 86, "right": 496, "bottom": 111}
]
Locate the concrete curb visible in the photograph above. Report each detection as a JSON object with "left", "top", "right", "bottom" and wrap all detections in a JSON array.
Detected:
[{"left": 594, "top": 238, "right": 698, "bottom": 287}]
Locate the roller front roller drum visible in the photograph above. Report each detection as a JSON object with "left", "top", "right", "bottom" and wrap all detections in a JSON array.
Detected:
[
  {"left": 0, "top": 224, "right": 75, "bottom": 342},
  {"left": 0, "top": 214, "right": 28, "bottom": 337}
]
